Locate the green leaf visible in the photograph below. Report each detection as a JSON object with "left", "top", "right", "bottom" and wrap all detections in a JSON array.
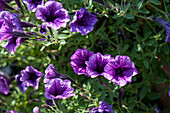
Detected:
[
  {"left": 139, "top": 9, "right": 150, "bottom": 14},
  {"left": 112, "top": 14, "right": 122, "bottom": 19},
  {"left": 124, "top": 3, "right": 131, "bottom": 12},
  {"left": 139, "top": 84, "right": 148, "bottom": 100},
  {"left": 137, "top": 1, "right": 143, "bottom": 10},
  {"left": 122, "top": 44, "right": 129, "bottom": 52},
  {"left": 125, "top": 13, "right": 134, "bottom": 19},
  {"left": 143, "top": 59, "right": 149, "bottom": 69},
  {"left": 150, "top": 0, "right": 161, "bottom": 5},
  {"left": 163, "top": 44, "right": 169, "bottom": 55},
  {"left": 147, "top": 92, "right": 161, "bottom": 100}
]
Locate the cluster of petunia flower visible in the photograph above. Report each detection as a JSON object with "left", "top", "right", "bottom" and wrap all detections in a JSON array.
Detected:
[
  {"left": 4, "top": 64, "right": 114, "bottom": 112},
  {"left": 36, "top": 1, "right": 98, "bottom": 35},
  {"left": 0, "top": 0, "right": 98, "bottom": 54},
  {"left": 71, "top": 47, "right": 138, "bottom": 86}
]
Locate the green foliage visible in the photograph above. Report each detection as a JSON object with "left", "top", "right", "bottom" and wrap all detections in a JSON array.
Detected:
[{"left": 0, "top": 0, "right": 170, "bottom": 112}]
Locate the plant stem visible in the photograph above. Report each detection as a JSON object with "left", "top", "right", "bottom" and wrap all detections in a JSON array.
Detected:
[
  {"left": 52, "top": 99, "right": 62, "bottom": 113},
  {"left": 148, "top": 3, "right": 165, "bottom": 15}
]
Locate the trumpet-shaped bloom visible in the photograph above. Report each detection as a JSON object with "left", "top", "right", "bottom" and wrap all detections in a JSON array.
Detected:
[
  {"left": 0, "top": 76, "right": 9, "bottom": 95},
  {"left": 20, "top": 66, "right": 44, "bottom": 89},
  {"left": 154, "top": 18, "right": 170, "bottom": 42},
  {"left": 36, "top": 1, "right": 70, "bottom": 30},
  {"left": 0, "top": 11, "right": 23, "bottom": 54},
  {"left": 45, "top": 78, "right": 75, "bottom": 99},
  {"left": 90, "top": 100, "right": 115, "bottom": 113},
  {"left": 69, "top": 8, "right": 97, "bottom": 35},
  {"left": 23, "top": 0, "right": 43, "bottom": 12},
  {"left": 15, "top": 66, "right": 43, "bottom": 93},
  {"left": 103, "top": 55, "right": 138, "bottom": 86},
  {"left": 85, "top": 52, "right": 113, "bottom": 78},
  {"left": 0, "top": 11, "right": 13, "bottom": 42},
  {"left": 70, "top": 47, "right": 94, "bottom": 75},
  {"left": 44, "top": 64, "right": 60, "bottom": 83}
]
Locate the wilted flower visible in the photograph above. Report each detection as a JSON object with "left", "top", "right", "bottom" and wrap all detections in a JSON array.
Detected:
[
  {"left": 154, "top": 18, "right": 170, "bottom": 42},
  {"left": 5, "top": 36, "right": 21, "bottom": 54},
  {"left": 85, "top": 52, "right": 113, "bottom": 78},
  {"left": 15, "top": 66, "right": 43, "bottom": 93},
  {"left": 46, "top": 100, "right": 54, "bottom": 106},
  {"left": 6, "top": 110, "right": 18, "bottom": 113},
  {"left": 90, "top": 100, "right": 114, "bottom": 113},
  {"left": 40, "top": 24, "right": 47, "bottom": 35},
  {"left": 36, "top": 1, "right": 70, "bottom": 30},
  {"left": 23, "top": 0, "right": 44, "bottom": 12},
  {"left": 0, "top": 76, "right": 9, "bottom": 95},
  {"left": 45, "top": 78, "right": 75, "bottom": 99},
  {"left": 70, "top": 47, "right": 94, "bottom": 75},
  {"left": 69, "top": 8, "right": 98, "bottom": 35},
  {"left": 103, "top": 55, "right": 138, "bottom": 86},
  {"left": 33, "top": 106, "right": 39, "bottom": 113}
]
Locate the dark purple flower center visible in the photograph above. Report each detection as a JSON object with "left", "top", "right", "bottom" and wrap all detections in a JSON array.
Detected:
[
  {"left": 53, "top": 87, "right": 67, "bottom": 96},
  {"left": 115, "top": 67, "right": 123, "bottom": 76},
  {"left": 75, "top": 18, "right": 86, "bottom": 26},
  {"left": 46, "top": 12, "right": 59, "bottom": 23},
  {"left": 94, "top": 65, "right": 104, "bottom": 74},
  {"left": 29, "top": 72, "right": 38, "bottom": 81}
]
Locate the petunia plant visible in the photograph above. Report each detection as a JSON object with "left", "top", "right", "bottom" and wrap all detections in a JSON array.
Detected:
[{"left": 0, "top": 0, "right": 170, "bottom": 113}]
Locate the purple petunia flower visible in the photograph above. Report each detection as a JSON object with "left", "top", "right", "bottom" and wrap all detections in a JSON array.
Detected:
[
  {"left": 15, "top": 74, "right": 28, "bottom": 93},
  {"left": 0, "top": 76, "right": 9, "bottom": 95},
  {"left": 0, "top": 11, "right": 13, "bottom": 42},
  {"left": 5, "top": 36, "right": 21, "bottom": 54},
  {"left": 36, "top": 1, "right": 70, "bottom": 30},
  {"left": 103, "top": 55, "right": 138, "bottom": 86},
  {"left": 90, "top": 100, "right": 114, "bottom": 113},
  {"left": 33, "top": 106, "right": 39, "bottom": 113},
  {"left": 45, "top": 78, "right": 75, "bottom": 99},
  {"left": 39, "top": 24, "right": 47, "bottom": 35},
  {"left": 85, "top": 52, "right": 113, "bottom": 78},
  {"left": 69, "top": 8, "right": 98, "bottom": 35},
  {"left": 70, "top": 47, "right": 94, "bottom": 75},
  {"left": 154, "top": 18, "right": 170, "bottom": 42},
  {"left": 0, "top": 11, "right": 22, "bottom": 54},
  {"left": 44, "top": 64, "right": 60, "bottom": 83},
  {"left": 15, "top": 66, "right": 43, "bottom": 93},
  {"left": 20, "top": 66, "right": 44, "bottom": 89},
  {"left": 23, "top": 0, "right": 44, "bottom": 12},
  {"left": 6, "top": 110, "right": 18, "bottom": 113}
]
